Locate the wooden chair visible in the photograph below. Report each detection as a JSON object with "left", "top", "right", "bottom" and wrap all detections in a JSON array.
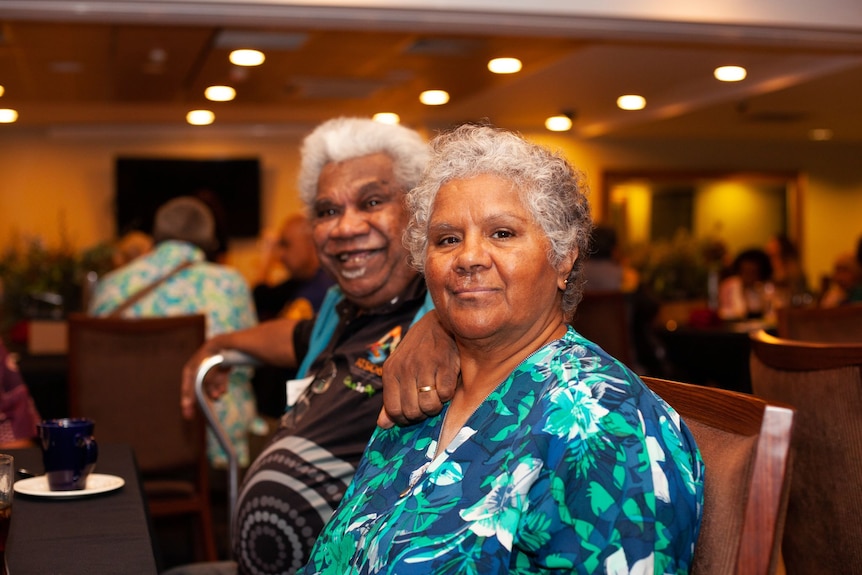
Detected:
[
  {"left": 776, "top": 302, "right": 862, "bottom": 342},
  {"left": 66, "top": 313, "right": 218, "bottom": 563},
  {"left": 571, "top": 290, "right": 634, "bottom": 366},
  {"left": 749, "top": 329, "right": 862, "bottom": 575},
  {"left": 641, "top": 376, "right": 794, "bottom": 575}
]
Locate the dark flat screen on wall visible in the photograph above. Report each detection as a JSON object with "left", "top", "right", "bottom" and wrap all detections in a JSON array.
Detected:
[{"left": 115, "top": 157, "right": 261, "bottom": 239}]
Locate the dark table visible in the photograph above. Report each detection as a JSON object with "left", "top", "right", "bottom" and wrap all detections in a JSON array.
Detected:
[
  {"left": 4, "top": 443, "right": 158, "bottom": 574},
  {"left": 11, "top": 348, "right": 69, "bottom": 420},
  {"left": 657, "top": 319, "right": 774, "bottom": 394}
]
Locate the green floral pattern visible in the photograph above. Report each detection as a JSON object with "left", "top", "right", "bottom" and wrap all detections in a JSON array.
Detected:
[
  {"left": 301, "top": 326, "right": 704, "bottom": 574},
  {"left": 89, "top": 240, "right": 258, "bottom": 467}
]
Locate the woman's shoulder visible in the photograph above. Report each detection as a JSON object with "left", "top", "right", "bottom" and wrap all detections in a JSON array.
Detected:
[
  {"left": 549, "top": 327, "right": 638, "bottom": 382},
  {"left": 531, "top": 329, "right": 681, "bottom": 432}
]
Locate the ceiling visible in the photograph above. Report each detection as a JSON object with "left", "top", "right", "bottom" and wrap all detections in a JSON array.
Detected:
[{"left": 2, "top": 16, "right": 862, "bottom": 142}]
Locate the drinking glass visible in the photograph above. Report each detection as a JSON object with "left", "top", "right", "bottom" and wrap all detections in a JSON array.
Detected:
[{"left": 0, "top": 454, "right": 13, "bottom": 575}]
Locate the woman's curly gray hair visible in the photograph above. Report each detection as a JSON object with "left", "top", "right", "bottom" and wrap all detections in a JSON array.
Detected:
[
  {"left": 297, "top": 117, "right": 430, "bottom": 207},
  {"left": 405, "top": 123, "right": 593, "bottom": 319}
]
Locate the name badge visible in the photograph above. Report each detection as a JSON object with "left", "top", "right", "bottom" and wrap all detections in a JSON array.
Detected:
[{"left": 285, "top": 376, "right": 313, "bottom": 407}]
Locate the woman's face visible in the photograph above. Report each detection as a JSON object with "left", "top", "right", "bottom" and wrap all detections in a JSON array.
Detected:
[{"left": 424, "top": 173, "right": 573, "bottom": 347}]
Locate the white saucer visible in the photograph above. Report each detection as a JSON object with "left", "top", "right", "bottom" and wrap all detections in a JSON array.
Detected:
[{"left": 14, "top": 473, "right": 125, "bottom": 498}]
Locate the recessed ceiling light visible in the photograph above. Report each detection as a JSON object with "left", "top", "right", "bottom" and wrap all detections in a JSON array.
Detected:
[
  {"left": 0, "top": 109, "right": 19, "bottom": 123},
  {"left": 229, "top": 49, "right": 265, "bottom": 67},
  {"left": 419, "top": 90, "right": 450, "bottom": 106},
  {"left": 617, "top": 95, "right": 646, "bottom": 111},
  {"left": 488, "top": 57, "right": 522, "bottom": 74},
  {"left": 372, "top": 112, "right": 400, "bottom": 125},
  {"left": 714, "top": 65, "right": 747, "bottom": 82},
  {"left": 809, "top": 128, "right": 833, "bottom": 141},
  {"left": 148, "top": 48, "right": 167, "bottom": 63},
  {"left": 186, "top": 110, "right": 215, "bottom": 125},
  {"left": 205, "top": 86, "right": 236, "bottom": 102},
  {"left": 419, "top": 90, "right": 449, "bottom": 106},
  {"left": 545, "top": 115, "right": 572, "bottom": 132}
]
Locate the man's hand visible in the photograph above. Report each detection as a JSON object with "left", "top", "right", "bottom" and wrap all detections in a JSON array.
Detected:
[
  {"left": 180, "top": 319, "right": 300, "bottom": 420},
  {"left": 180, "top": 335, "right": 232, "bottom": 420},
  {"left": 379, "top": 311, "right": 459, "bottom": 428}
]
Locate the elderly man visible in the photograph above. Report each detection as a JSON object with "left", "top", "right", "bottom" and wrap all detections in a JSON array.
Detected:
[{"left": 176, "top": 117, "right": 431, "bottom": 575}]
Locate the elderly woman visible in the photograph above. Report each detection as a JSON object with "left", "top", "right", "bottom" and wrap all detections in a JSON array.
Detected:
[{"left": 299, "top": 124, "right": 704, "bottom": 574}]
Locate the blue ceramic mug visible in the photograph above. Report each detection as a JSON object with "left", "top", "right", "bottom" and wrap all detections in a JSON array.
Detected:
[{"left": 37, "top": 418, "right": 98, "bottom": 491}]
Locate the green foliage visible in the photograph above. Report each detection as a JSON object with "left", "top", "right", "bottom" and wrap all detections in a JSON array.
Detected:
[
  {"left": 629, "top": 229, "right": 725, "bottom": 300},
  {"left": 0, "top": 235, "right": 114, "bottom": 332}
]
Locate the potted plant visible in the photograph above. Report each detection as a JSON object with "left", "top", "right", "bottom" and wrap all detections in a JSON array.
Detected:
[{"left": 0, "top": 235, "right": 113, "bottom": 342}]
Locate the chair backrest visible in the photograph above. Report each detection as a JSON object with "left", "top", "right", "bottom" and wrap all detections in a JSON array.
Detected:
[
  {"left": 776, "top": 302, "right": 862, "bottom": 342},
  {"left": 641, "top": 376, "right": 794, "bottom": 575},
  {"left": 749, "top": 329, "right": 862, "bottom": 575},
  {"left": 67, "top": 313, "right": 207, "bottom": 473},
  {"left": 571, "top": 290, "right": 633, "bottom": 366}
]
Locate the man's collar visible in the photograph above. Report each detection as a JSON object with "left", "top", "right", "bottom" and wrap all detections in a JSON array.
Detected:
[{"left": 335, "top": 275, "right": 426, "bottom": 320}]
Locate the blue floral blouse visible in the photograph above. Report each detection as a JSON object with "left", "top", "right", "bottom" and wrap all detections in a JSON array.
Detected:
[{"left": 300, "top": 326, "right": 704, "bottom": 574}]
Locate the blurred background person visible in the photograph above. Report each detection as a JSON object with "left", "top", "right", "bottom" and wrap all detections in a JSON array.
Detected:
[
  {"left": 111, "top": 230, "right": 153, "bottom": 270},
  {"left": 250, "top": 213, "right": 335, "bottom": 419},
  {"left": 582, "top": 224, "right": 662, "bottom": 374},
  {"left": 194, "top": 188, "right": 230, "bottom": 264},
  {"left": 88, "top": 196, "right": 260, "bottom": 468},
  {"left": 252, "top": 214, "right": 334, "bottom": 323},
  {"left": 0, "top": 338, "right": 41, "bottom": 449},
  {"left": 718, "top": 247, "right": 774, "bottom": 320},
  {"left": 765, "top": 233, "right": 811, "bottom": 308},
  {"left": 582, "top": 224, "right": 638, "bottom": 293},
  {"left": 820, "top": 252, "right": 862, "bottom": 308}
]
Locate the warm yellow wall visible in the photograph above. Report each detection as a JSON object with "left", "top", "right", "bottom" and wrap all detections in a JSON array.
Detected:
[
  {"left": 610, "top": 183, "right": 653, "bottom": 245},
  {"left": 0, "top": 127, "right": 309, "bottom": 280},
  {"left": 0, "top": 126, "right": 860, "bottom": 289},
  {"left": 693, "top": 181, "right": 785, "bottom": 257},
  {"left": 802, "top": 170, "right": 862, "bottom": 288}
]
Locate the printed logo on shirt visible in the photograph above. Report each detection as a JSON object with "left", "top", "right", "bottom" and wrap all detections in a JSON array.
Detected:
[
  {"left": 366, "top": 325, "right": 402, "bottom": 366},
  {"left": 351, "top": 325, "right": 403, "bottom": 383},
  {"left": 340, "top": 326, "right": 404, "bottom": 397}
]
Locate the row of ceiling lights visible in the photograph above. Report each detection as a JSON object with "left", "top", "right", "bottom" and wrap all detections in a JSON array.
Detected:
[
  {"left": 187, "top": 51, "right": 521, "bottom": 125},
  {"left": 187, "top": 58, "right": 748, "bottom": 133},
  {"left": 0, "top": 56, "right": 743, "bottom": 127},
  {"left": 543, "top": 65, "right": 747, "bottom": 132},
  {"left": 0, "top": 56, "right": 833, "bottom": 140},
  {"left": 189, "top": 51, "right": 633, "bottom": 129}
]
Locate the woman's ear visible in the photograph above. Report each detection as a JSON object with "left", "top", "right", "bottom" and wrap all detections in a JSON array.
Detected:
[{"left": 557, "top": 249, "right": 577, "bottom": 291}]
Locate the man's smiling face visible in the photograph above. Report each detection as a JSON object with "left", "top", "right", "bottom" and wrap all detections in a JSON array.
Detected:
[{"left": 311, "top": 152, "right": 417, "bottom": 309}]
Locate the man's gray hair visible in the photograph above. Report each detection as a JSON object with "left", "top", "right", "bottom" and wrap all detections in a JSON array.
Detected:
[
  {"left": 152, "top": 196, "right": 218, "bottom": 253},
  {"left": 405, "top": 123, "right": 593, "bottom": 318},
  {"left": 297, "top": 117, "right": 430, "bottom": 207}
]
